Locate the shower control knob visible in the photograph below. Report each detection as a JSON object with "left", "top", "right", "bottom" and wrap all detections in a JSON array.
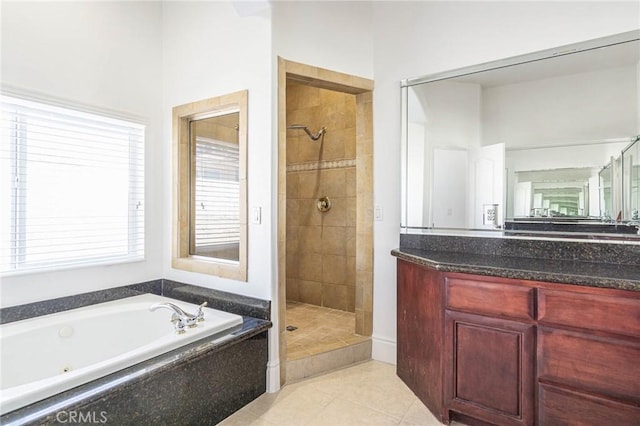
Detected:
[{"left": 317, "top": 196, "right": 331, "bottom": 212}]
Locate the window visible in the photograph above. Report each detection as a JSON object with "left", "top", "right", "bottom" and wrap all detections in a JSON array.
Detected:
[{"left": 0, "top": 94, "right": 145, "bottom": 274}]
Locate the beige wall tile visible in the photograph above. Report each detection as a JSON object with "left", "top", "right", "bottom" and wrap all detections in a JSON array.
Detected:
[
  {"left": 322, "top": 283, "right": 347, "bottom": 311},
  {"left": 286, "top": 171, "right": 299, "bottom": 197},
  {"left": 299, "top": 280, "right": 322, "bottom": 306},
  {"left": 299, "top": 134, "right": 323, "bottom": 163},
  {"left": 298, "top": 225, "right": 322, "bottom": 254},
  {"left": 287, "top": 278, "right": 300, "bottom": 302},
  {"left": 346, "top": 290, "right": 356, "bottom": 313},
  {"left": 346, "top": 255, "right": 356, "bottom": 287},
  {"left": 321, "top": 226, "right": 347, "bottom": 256},
  {"left": 299, "top": 253, "right": 323, "bottom": 282},
  {"left": 322, "top": 197, "right": 347, "bottom": 227},
  {"left": 286, "top": 246, "right": 299, "bottom": 280},
  {"left": 286, "top": 199, "right": 299, "bottom": 227},
  {"left": 319, "top": 135, "right": 346, "bottom": 162},
  {"left": 298, "top": 171, "right": 320, "bottom": 198},
  {"left": 345, "top": 226, "right": 356, "bottom": 254},
  {"left": 286, "top": 224, "right": 298, "bottom": 242},
  {"left": 298, "top": 198, "right": 322, "bottom": 226},
  {"left": 322, "top": 254, "right": 346, "bottom": 285},
  {"left": 319, "top": 168, "right": 347, "bottom": 197},
  {"left": 346, "top": 197, "right": 357, "bottom": 227}
]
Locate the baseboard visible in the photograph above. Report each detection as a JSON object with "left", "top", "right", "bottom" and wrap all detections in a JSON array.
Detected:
[
  {"left": 265, "top": 360, "right": 281, "bottom": 393},
  {"left": 371, "top": 335, "right": 396, "bottom": 365}
]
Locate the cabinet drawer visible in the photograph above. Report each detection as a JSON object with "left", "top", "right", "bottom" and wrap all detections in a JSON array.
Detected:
[
  {"left": 446, "top": 277, "right": 534, "bottom": 320},
  {"left": 539, "top": 383, "right": 640, "bottom": 426},
  {"left": 538, "top": 288, "right": 640, "bottom": 338},
  {"left": 538, "top": 327, "right": 640, "bottom": 403}
]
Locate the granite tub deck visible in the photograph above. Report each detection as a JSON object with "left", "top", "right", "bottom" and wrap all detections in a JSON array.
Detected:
[
  {"left": 0, "top": 281, "right": 271, "bottom": 425},
  {"left": 394, "top": 234, "right": 640, "bottom": 292}
]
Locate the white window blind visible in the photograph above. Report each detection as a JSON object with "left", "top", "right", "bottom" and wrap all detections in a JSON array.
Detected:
[
  {"left": 0, "top": 94, "right": 145, "bottom": 274},
  {"left": 193, "top": 137, "right": 240, "bottom": 250}
]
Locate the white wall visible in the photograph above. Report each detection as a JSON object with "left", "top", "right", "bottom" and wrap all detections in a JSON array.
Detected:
[
  {"left": 432, "top": 148, "right": 468, "bottom": 228},
  {"left": 159, "top": 0, "right": 278, "bottom": 391},
  {"left": 483, "top": 66, "right": 638, "bottom": 147},
  {"left": 271, "top": 1, "right": 374, "bottom": 79},
  {"left": 161, "top": 0, "right": 272, "bottom": 301},
  {"left": 0, "top": 1, "right": 163, "bottom": 307},
  {"left": 371, "top": 0, "right": 640, "bottom": 363}
]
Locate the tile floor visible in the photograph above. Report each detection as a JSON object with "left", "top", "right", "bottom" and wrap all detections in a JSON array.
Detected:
[
  {"left": 285, "top": 302, "right": 369, "bottom": 360},
  {"left": 219, "top": 360, "right": 453, "bottom": 426}
]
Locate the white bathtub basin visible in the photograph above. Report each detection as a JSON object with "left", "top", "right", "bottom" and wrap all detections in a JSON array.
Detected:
[{"left": 0, "top": 294, "right": 243, "bottom": 415}]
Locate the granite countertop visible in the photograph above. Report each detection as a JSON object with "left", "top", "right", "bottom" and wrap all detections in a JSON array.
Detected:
[{"left": 392, "top": 247, "right": 640, "bottom": 292}]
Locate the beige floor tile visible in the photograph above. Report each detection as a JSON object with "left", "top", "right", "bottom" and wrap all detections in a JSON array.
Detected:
[
  {"left": 307, "top": 364, "right": 416, "bottom": 419},
  {"left": 400, "top": 399, "right": 443, "bottom": 426},
  {"left": 220, "top": 360, "right": 465, "bottom": 426},
  {"left": 285, "top": 301, "right": 367, "bottom": 360},
  {"left": 308, "top": 398, "right": 402, "bottom": 426},
  {"left": 249, "top": 384, "right": 335, "bottom": 426}
]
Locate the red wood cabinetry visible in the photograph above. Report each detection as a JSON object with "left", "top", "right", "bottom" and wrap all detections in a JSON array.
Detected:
[
  {"left": 396, "top": 259, "right": 640, "bottom": 426},
  {"left": 537, "top": 288, "right": 640, "bottom": 425},
  {"left": 397, "top": 261, "right": 446, "bottom": 422},
  {"left": 445, "top": 311, "right": 535, "bottom": 426}
]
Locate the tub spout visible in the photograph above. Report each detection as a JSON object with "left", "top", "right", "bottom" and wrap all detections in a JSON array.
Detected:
[{"left": 150, "top": 302, "right": 198, "bottom": 333}]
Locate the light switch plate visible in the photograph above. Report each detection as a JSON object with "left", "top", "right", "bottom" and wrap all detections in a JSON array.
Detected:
[
  {"left": 374, "top": 205, "right": 383, "bottom": 221},
  {"left": 252, "top": 206, "right": 262, "bottom": 224}
]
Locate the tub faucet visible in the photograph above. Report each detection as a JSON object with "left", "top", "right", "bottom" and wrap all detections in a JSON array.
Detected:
[{"left": 149, "top": 302, "right": 198, "bottom": 333}]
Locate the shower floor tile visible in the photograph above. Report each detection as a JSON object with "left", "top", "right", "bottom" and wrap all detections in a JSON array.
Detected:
[{"left": 286, "top": 301, "right": 368, "bottom": 360}]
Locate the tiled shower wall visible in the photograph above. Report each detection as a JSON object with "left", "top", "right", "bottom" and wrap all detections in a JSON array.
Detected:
[{"left": 286, "top": 82, "right": 357, "bottom": 312}]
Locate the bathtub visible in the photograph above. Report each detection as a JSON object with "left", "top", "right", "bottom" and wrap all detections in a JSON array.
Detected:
[{"left": 0, "top": 293, "right": 243, "bottom": 415}]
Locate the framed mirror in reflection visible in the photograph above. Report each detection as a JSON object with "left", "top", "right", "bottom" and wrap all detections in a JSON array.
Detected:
[{"left": 401, "top": 30, "right": 640, "bottom": 238}]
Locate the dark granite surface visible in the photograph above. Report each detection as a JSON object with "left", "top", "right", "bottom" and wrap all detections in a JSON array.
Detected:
[
  {"left": 0, "top": 279, "right": 273, "bottom": 424},
  {"left": 396, "top": 234, "right": 640, "bottom": 292},
  {"left": 400, "top": 233, "right": 640, "bottom": 265},
  {"left": 392, "top": 248, "right": 640, "bottom": 292},
  {"left": 0, "top": 279, "right": 270, "bottom": 324},
  {"left": 0, "top": 316, "right": 271, "bottom": 425},
  {"left": 163, "top": 280, "right": 271, "bottom": 320},
  {"left": 0, "top": 280, "right": 163, "bottom": 324}
]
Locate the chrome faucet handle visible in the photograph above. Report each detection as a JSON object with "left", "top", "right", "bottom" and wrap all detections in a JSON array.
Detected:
[
  {"left": 173, "top": 317, "right": 187, "bottom": 334},
  {"left": 196, "top": 301, "right": 208, "bottom": 322},
  {"left": 150, "top": 302, "right": 198, "bottom": 331}
]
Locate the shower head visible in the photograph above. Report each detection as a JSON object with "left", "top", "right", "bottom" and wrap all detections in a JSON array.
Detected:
[{"left": 287, "top": 124, "right": 326, "bottom": 141}]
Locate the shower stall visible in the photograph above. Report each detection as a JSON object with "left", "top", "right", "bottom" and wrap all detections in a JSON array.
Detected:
[
  {"left": 284, "top": 81, "right": 361, "bottom": 359},
  {"left": 278, "top": 58, "right": 374, "bottom": 384}
]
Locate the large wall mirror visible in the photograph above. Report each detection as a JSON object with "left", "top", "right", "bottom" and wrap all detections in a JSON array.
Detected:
[
  {"left": 172, "top": 90, "right": 247, "bottom": 281},
  {"left": 401, "top": 30, "right": 640, "bottom": 239}
]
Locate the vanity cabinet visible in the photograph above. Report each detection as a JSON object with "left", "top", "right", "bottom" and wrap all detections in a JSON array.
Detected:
[
  {"left": 444, "top": 277, "right": 535, "bottom": 426},
  {"left": 396, "top": 259, "right": 640, "bottom": 426},
  {"left": 537, "top": 289, "right": 640, "bottom": 425}
]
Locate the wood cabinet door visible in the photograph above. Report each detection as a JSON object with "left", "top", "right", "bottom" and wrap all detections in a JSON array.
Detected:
[{"left": 445, "top": 310, "right": 535, "bottom": 426}]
